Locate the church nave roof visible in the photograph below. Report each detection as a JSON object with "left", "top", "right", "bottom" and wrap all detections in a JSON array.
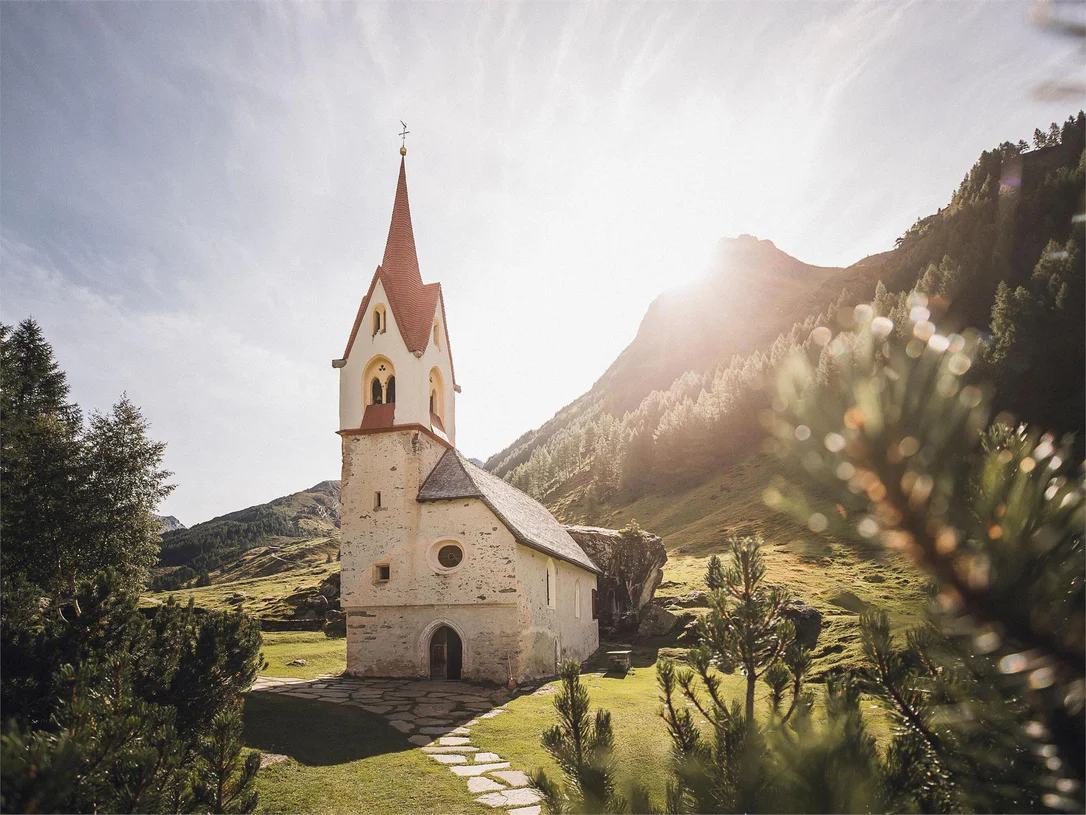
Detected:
[{"left": 418, "top": 449, "right": 601, "bottom": 574}]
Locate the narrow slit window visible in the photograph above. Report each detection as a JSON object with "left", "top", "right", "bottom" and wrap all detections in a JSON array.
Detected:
[{"left": 374, "top": 491, "right": 382, "bottom": 510}]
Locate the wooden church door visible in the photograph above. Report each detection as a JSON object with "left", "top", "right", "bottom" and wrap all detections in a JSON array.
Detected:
[{"left": 429, "top": 626, "right": 462, "bottom": 680}]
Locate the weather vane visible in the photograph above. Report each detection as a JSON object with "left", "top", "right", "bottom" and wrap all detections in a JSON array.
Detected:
[{"left": 399, "top": 120, "right": 409, "bottom": 156}]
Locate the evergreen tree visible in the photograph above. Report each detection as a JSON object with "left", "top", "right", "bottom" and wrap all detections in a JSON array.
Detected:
[
  {"left": 694, "top": 538, "right": 801, "bottom": 724},
  {"left": 532, "top": 660, "right": 637, "bottom": 814},
  {"left": 704, "top": 554, "right": 724, "bottom": 590},
  {"left": 0, "top": 321, "right": 263, "bottom": 813},
  {"left": 193, "top": 705, "right": 260, "bottom": 814},
  {"left": 766, "top": 303, "right": 1084, "bottom": 810},
  {"left": 1, "top": 322, "right": 172, "bottom": 608}
]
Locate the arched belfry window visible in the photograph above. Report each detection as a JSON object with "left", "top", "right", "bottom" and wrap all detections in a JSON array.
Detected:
[
  {"left": 428, "top": 367, "right": 446, "bottom": 423},
  {"left": 363, "top": 356, "right": 395, "bottom": 408},
  {"left": 372, "top": 305, "right": 387, "bottom": 336}
]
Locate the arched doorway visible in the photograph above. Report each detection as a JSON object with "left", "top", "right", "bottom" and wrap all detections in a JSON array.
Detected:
[{"left": 429, "top": 626, "right": 462, "bottom": 680}]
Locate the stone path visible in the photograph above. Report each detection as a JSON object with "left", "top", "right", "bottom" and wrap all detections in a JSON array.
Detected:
[{"left": 250, "top": 674, "right": 542, "bottom": 815}]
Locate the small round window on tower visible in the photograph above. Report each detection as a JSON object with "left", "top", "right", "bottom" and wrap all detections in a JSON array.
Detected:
[{"left": 437, "top": 544, "right": 463, "bottom": 569}]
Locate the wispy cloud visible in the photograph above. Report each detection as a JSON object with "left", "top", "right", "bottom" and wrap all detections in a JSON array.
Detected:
[{"left": 2, "top": 1, "right": 1078, "bottom": 523}]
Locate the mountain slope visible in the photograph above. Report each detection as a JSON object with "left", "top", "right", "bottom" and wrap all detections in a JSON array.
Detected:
[
  {"left": 486, "top": 113, "right": 1084, "bottom": 520},
  {"left": 153, "top": 480, "right": 341, "bottom": 590},
  {"left": 155, "top": 514, "right": 186, "bottom": 533},
  {"left": 487, "top": 237, "right": 888, "bottom": 480}
]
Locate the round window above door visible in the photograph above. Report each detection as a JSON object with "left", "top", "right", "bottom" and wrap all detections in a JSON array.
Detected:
[{"left": 430, "top": 540, "right": 465, "bottom": 573}]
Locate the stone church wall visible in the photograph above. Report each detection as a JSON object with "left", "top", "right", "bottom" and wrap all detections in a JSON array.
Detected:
[
  {"left": 342, "top": 433, "right": 526, "bottom": 681},
  {"left": 346, "top": 605, "right": 520, "bottom": 684},
  {"left": 515, "top": 548, "right": 599, "bottom": 678},
  {"left": 339, "top": 429, "right": 447, "bottom": 612}
]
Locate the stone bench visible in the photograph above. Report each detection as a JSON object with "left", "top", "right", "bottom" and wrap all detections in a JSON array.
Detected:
[{"left": 606, "top": 650, "right": 632, "bottom": 672}]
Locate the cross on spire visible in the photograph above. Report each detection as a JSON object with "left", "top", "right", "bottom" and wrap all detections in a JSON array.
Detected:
[{"left": 399, "top": 120, "right": 409, "bottom": 156}]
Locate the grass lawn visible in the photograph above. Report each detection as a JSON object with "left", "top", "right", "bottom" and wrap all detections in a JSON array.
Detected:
[
  {"left": 259, "top": 631, "right": 347, "bottom": 680},
  {"left": 471, "top": 647, "right": 896, "bottom": 811},
  {"left": 244, "top": 693, "right": 488, "bottom": 815}
]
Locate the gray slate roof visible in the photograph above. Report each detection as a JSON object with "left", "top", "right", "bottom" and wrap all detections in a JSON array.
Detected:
[{"left": 418, "top": 450, "right": 600, "bottom": 574}]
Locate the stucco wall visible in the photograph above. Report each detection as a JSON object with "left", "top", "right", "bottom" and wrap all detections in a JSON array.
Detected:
[
  {"left": 340, "top": 429, "right": 598, "bottom": 683},
  {"left": 352, "top": 497, "right": 520, "bottom": 608},
  {"left": 515, "top": 548, "right": 599, "bottom": 678},
  {"left": 347, "top": 605, "right": 521, "bottom": 684},
  {"left": 338, "top": 279, "right": 456, "bottom": 443},
  {"left": 339, "top": 430, "right": 448, "bottom": 611}
]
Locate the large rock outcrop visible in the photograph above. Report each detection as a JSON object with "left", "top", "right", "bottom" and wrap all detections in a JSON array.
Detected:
[{"left": 565, "top": 524, "right": 667, "bottom": 635}]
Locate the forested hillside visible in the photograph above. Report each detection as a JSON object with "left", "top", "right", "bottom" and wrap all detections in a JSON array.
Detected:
[
  {"left": 153, "top": 480, "right": 341, "bottom": 589},
  {"left": 488, "top": 113, "right": 1085, "bottom": 524}
]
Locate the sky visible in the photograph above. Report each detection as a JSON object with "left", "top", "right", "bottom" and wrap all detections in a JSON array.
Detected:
[{"left": 2, "top": 1, "right": 1082, "bottom": 525}]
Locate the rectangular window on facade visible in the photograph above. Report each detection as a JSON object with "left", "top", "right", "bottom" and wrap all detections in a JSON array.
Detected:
[
  {"left": 374, "top": 491, "right": 382, "bottom": 510},
  {"left": 374, "top": 564, "right": 390, "bottom": 583}
]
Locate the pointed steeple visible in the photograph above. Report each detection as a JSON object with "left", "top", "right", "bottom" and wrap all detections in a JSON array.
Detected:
[
  {"left": 380, "top": 157, "right": 423, "bottom": 289},
  {"left": 341, "top": 152, "right": 454, "bottom": 380}
]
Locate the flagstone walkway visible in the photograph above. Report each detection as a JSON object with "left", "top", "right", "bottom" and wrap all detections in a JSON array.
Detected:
[{"left": 250, "top": 674, "right": 542, "bottom": 815}]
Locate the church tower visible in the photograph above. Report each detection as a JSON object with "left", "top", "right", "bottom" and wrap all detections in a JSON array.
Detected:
[{"left": 334, "top": 149, "right": 462, "bottom": 677}]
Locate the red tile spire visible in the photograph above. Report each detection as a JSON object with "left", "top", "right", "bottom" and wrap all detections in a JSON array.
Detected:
[
  {"left": 341, "top": 153, "right": 456, "bottom": 385},
  {"left": 380, "top": 157, "right": 424, "bottom": 291}
]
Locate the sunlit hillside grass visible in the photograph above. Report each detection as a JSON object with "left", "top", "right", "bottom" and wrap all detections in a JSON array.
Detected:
[
  {"left": 549, "top": 450, "right": 929, "bottom": 677},
  {"left": 146, "top": 535, "right": 339, "bottom": 618}
]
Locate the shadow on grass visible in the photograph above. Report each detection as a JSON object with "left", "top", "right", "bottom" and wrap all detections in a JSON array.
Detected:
[{"left": 243, "top": 692, "right": 413, "bottom": 766}]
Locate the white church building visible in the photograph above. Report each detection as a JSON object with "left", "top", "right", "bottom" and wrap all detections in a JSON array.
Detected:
[{"left": 332, "top": 147, "right": 600, "bottom": 684}]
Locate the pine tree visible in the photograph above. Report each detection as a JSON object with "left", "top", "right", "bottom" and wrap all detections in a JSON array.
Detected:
[
  {"left": 532, "top": 660, "right": 637, "bottom": 814},
  {"left": 654, "top": 539, "right": 812, "bottom": 813},
  {"left": 766, "top": 303, "right": 1085, "bottom": 810},
  {"left": 1, "top": 322, "right": 262, "bottom": 813},
  {"left": 193, "top": 705, "right": 260, "bottom": 814},
  {"left": 696, "top": 538, "right": 800, "bottom": 724},
  {"left": 1, "top": 323, "right": 173, "bottom": 608},
  {"left": 704, "top": 554, "right": 724, "bottom": 590}
]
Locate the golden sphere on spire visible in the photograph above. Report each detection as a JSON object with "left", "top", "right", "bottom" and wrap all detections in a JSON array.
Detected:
[{"left": 400, "top": 146, "right": 407, "bottom": 156}]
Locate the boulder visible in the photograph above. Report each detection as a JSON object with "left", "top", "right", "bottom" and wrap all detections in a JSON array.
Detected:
[
  {"left": 667, "top": 590, "right": 711, "bottom": 609},
  {"left": 637, "top": 603, "right": 680, "bottom": 641},
  {"left": 323, "top": 609, "right": 346, "bottom": 638},
  {"left": 318, "top": 572, "right": 341, "bottom": 604},
  {"left": 565, "top": 524, "right": 667, "bottom": 635},
  {"left": 284, "top": 588, "right": 318, "bottom": 607},
  {"left": 782, "top": 600, "right": 823, "bottom": 650},
  {"left": 287, "top": 658, "right": 307, "bottom": 667}
]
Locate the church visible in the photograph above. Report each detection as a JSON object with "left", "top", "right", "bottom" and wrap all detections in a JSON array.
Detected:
[{"left": 332, "top": 146, "right": 600, "bottom": 684}]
